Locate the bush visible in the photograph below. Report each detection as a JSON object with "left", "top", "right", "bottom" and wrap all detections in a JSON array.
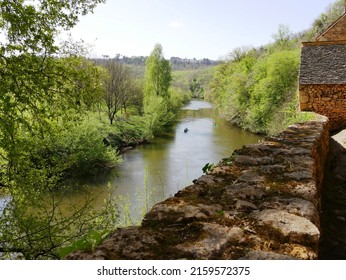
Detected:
[
  {"left": 29, "top": 119, "right": 121, "bottom": 177},
  {"left": 244, "top": 49, "right": 300, "bottom": 133},
  {"left": 103, "top": 116, "right": 152, "bottom": 149}
]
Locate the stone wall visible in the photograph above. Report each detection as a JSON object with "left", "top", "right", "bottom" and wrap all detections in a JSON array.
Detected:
[
  {"left": 67, "top": 116, "right": 330, "bottom": 260},
  {"left": 299, "top": 84, "right": 346, "bottom": 131}
]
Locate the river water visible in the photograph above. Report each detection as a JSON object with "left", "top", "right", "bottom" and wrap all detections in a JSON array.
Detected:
[
  {"left": 0, "top": 100, "right": 262, "bottom": 224},
  {"left": 73, "top": 100, "right": 261, "bottom": 223}
]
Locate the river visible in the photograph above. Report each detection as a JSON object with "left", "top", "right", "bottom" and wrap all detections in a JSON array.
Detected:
[
  {"left": 68, "top": 100, "right": 261, "bottom": 223},
  {"left": 0, "top": 100, "right": 262, "bottom": 225}
]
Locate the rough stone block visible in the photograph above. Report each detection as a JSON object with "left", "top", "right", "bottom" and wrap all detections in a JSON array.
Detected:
[{"left": 251, "top": 209, "right": 320, "bottom": 245}]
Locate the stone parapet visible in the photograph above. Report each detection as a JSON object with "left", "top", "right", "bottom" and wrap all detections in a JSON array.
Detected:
[{"left": 67, "top": 116, "right": 330, "bottom": 260}]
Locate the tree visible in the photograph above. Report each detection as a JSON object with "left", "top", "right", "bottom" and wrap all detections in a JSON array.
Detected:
[
  {"left": 0, "top": 0, "right": 106, "bottom": 180},
  {"left": 120, "top": 78, "right": 144, "bottom": 115},
  {"left": 0, "top": 186, "right": 117, "bottom": 259},
  {"left": 189, "top": 78, "right": 204, "bottom": 98},
  {"left": 144, "top": 43, "right": 172, "bottom": 100},
  {"left": 270, "top": 25, "right": 299, "bottom": 51},
  {"left": 228, "top": 46, "right": 252, "bottom": 62},
  {"left": 143, "top": 44, "right": 174, "bottom": 135},
  {"left": 0, "top": 0, "right": 119, "bottom": 260},
  {"left": 104, "top": 60, "right": 132, "bottom": 124},
  {"left": 102, "top": 60, "right": 145, "bottom": 123}
]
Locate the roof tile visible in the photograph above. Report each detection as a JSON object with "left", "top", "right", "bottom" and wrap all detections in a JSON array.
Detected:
[{"left": 299, "top": 44, "right": 346, "bottom": 84}]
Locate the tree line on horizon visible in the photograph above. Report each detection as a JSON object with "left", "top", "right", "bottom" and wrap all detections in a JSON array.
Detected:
[{"left": 95, "top": 55, "right": 219, "bottom": 71}]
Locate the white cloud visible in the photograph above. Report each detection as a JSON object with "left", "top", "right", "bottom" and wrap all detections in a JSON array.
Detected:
[{"left": 169, "top": 20, "right": 184, "bottom": 28}]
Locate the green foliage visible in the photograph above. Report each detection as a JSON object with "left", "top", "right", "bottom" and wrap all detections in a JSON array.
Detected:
[
  {"left": 207, "top": 4, "right": 346, "bottom": 135},
  {"left": 102, "top": 115, "right": 152, "bottom": 148},
  {"left": 144, "top": 43, "right": 172, "bottom": 99},
  {"left": 207, "top": 51, "right": 257, "bottom": 127},
  {"left": 143, "top": 87, "right": 189, "bottom": 137},
  {"left": 142, "top": 44, "right": 189, "bottom": 136},
  {"left": 172, "top": 67, "right": 216, "bottom": 99},
  {"left": 269, "top": 24, "right": 300, "bottom": 52},
  {"left": 202, "top": 162, "right": 215, "bottom": 174},
  {"left": 0, "top": 0, "right": 118, "bottom": 260},
  {"left": 0, "top": 55, "right": 106, "bottom": 183},
  {"left": 0, "top": 173, "right": 118, "bottom": 259},
  {"left": 208, "top": 2, "right": 346, "bottom": 135},
  {"left": 189, "top": 78, "right": 204, "bottom": 98},
  {"left": 47, "top": 121, "right": 120, "bottom": 176},
  {"left": 208, "top": 30, "right": 303, "bottom": 135},
  {"left": 101, "top": 60, "right": 143, "bottom": 124},
  {"left": 0, "top": 0, "right": 110, "bottom": 183},
  {"left": 0, "top": 0, "right": 106, "bottom": 173},
  {"left": 169, "top": 87, "right": 191, "bottom": 110},
  {"left": 143, "top": 96, "right": 174, "bottom": 136},
  {"left": 245, "top": 49, "right": 300, "bottom": 133}
]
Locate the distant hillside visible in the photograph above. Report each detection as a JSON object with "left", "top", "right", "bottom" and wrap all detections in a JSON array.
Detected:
[
  {"left": 93, "top": 55, "right": 220, "bottom": 71},
  {"left": 169, "top": 57, "right": 220, "bottom": 70}
]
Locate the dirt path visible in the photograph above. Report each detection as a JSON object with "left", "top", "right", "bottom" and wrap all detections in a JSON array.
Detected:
[{"left": 319, "top": 132, "right": 346, "bottom": 259}]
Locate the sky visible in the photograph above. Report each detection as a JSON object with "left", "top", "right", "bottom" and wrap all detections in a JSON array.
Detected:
[{"left": 68, "top": 0, "right": 337, "bottom": 60}]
